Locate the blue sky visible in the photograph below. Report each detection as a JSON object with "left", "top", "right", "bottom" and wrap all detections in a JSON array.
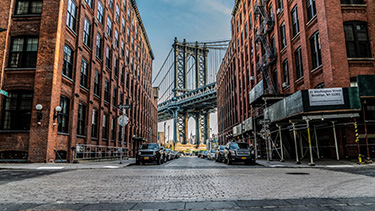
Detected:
[
  {"left": 136, "top": 0, "right": 235, "bottom": 138},
  {"left": 137, "top": 0, "right": 234, "bottom": 74}
]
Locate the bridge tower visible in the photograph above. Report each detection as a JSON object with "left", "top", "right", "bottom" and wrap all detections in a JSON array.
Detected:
[{"left": 172, "top": 38, "right": 210, "bottom": 145}]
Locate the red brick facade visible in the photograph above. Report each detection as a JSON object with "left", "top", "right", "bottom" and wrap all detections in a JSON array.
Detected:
[
  {"left": 0, "top": 0, "right": 157, "bottom": 163},
  {"left": 217, "top": 0, "right": 375, "bottom": 159}
]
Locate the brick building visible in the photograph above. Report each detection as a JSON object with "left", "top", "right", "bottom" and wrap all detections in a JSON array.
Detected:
[
  {"left": 217, "top": 0, "right": 375, "bottom": 162},
  {"left": 0, "top": 0, "right": 158, "bottom": 163}
]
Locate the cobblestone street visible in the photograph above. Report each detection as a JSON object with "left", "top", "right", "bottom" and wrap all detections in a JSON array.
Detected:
[{"left": 1, "top": 157, "right": 375, "bottom": 210}]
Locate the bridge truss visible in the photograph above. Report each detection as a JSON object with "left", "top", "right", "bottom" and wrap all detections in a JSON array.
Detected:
[{"left": 153, "top": 38, "right": 229, "bottom": 145}]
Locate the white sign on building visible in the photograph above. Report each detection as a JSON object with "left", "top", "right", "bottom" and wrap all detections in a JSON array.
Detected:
[{"left": 308, "top": 88, "right": 344, "bottom": 106}]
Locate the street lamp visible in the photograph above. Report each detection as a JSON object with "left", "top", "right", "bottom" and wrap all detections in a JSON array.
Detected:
[{"left": 36, "top": 104, "right": 43, "bottom": 125}]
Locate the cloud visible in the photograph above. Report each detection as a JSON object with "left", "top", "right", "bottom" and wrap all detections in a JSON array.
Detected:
[{"left": 199, "top": 0, "right": 232, "bottom": 15}]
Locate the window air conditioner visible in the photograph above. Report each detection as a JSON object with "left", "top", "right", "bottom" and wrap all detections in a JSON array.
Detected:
[
  {"left": 282, "top": 82, "right": 288, "bottom": 88},
  {"left": 249, "top": 76, "right": 255, "bottom": 81}
]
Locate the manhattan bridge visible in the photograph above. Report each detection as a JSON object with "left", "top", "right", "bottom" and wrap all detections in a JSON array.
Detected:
[{"left": 153, "top": 38, "right": 229, "bottom": 145}]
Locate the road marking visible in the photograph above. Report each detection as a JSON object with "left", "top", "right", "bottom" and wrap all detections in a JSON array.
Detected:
[
  {"left": 325, "top": 165, "right": 354, "bottom": 168},
  {"left": 103, "top": 166, "right": 120, "bottom": 169},
  {"left": 37, "top": 167, "right": 65, "bottom": 170}
]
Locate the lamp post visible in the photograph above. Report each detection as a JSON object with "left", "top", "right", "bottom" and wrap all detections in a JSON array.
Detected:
[{"left": 118, "top": 104, "right": 130, "bottom": 164}]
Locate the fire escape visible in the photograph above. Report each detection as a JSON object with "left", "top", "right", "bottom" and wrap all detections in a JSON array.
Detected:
[{"left": 254, "top": 0, "right": 277, "bottom": 94}]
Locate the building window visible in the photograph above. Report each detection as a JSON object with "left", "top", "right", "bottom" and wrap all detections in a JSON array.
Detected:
[
  {"left": 15, "top": 0, "right": 43, "bottom": 15},
  {"left": 111, "top": 118, "right": 116, "bottom": 141},
  {"left": 9, "top": 37, "right": 38, "bottom": 68},
  {"left": 58, "top": 95, "right": 70, "bottom": 133},
  {"left": 62, "top": 45, "right": 73, "bottom": 79},
  {"left": 108, "top": 0, "right": 113, "bottom": 11},
  {"left": 277, "top": 0, "right": 283, "bottom": 10},
  {"left": 114, "top": 57, "right": 118, "bottom": 76},
  {"left": 102, "top": 114, "right": 108, "bottom": 140},
  {"left": 77, "top": 103, "right": 86, "bottom": 136},
  {"left": 106, "top": 46, "right": 112, "bottom": 70},
  {"left": 91, "top": 109, "right": 98, "bottom": 138},
  {"left": 121, "top": 40, "right": 125, "bottom": 57},
  {"left": 114, "top": 29, "right": 119, "bottom": 48},
  {"left": 291, "top": 6, "right": 299, "bottom": 37},
  {"left": 310, "top": 31, "right": 322, "bottom": 69},
  {"left": 80, "top": 59, "right": 88, "bottom": 88},
  {"left": 280, "top": 23, "right": 286, "bottom": 49},
  {"left": 122, "top": 17, "right": 126, "bottom": 33},
  {"left": 273, "top": 69, "right": 278, "bottom": 93},
  {"left": 269, "top": 4, "right": 273, "bottom": 19},
  {"left": 96, "top": 34, "right": 102, "bottom": 59},
  {"left": 295, "top": 47, "right": 304, "bottom": 80},
  {"left": 2, "top": 91, "right": 33, "bottom": 130},
  {"left": 104, "top": 79, "right": 109, "bottom": 103},
  {"left": 344, "top": 22, "right": 371, "bottom": 58},
  {"left": 66, "top": 0, "right": 77, "bottom": 32},
  {"left": 97, "top": 0, "right": 104, "bottom": 24},
  {"left": 85, "top": 0, "right": 92, "bottom": 8},
  {"left": 116, "top": 4, "right": 120, "bottom": 22},
  {"left": 306, "top": 0, "right": 317, "bottom": 21},
  {"left": 94, "top": 70, "right": 100, "bottom": 96},
  {"left": 83, "top": 18, "right": 91, "bottom": 47},
  {"left": 113, "top": 86, "right": 117, "bottom": 106},
  {"left": 282, "top": 59, "right": 289, "bottom": 86},
  {"left": 107, "top": 17, "right": 112, "bottom": 37},
  {"left": 341, "top": 0, "right": 365, "bottom": 4}
]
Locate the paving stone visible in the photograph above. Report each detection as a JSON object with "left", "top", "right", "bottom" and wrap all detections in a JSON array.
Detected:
[
  {"left": 132, "top": 202, "right": 185, "bottom": 210},
  {"left": 236, "top": 199, "right": 291, "bottom": 207},
  {"left": 80, "top": 203, "right": 136, "bottom": 210},
  {"left": 185, "top": 201, "right": 238, "bottom": 209}
]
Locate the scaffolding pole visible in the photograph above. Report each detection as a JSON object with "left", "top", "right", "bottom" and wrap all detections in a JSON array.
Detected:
[
  {"left": 291, "top": 122, "right": 301, "bottom": 164},
  {"left": 332, "top": 121, "right": 340, "bottom": 161},
  {"left": 277, "top": 124, "right": 284, "bottom": 162},
  {"left": 313, "top": 125, "right": 320, "bottom": 159},
  {"left": 306, "top": 119, "right": 315, "bottom": 166}
]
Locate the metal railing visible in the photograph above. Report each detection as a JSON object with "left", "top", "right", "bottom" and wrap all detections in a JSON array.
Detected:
[{"left": 74, "top": 144, "right": 129, "bottom": 160}]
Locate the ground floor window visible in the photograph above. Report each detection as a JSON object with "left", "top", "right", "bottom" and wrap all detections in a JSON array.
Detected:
[
  {"left": 0, "top": 151, "right": 28, "bottom": 162},
  {"left": 55, "top": 150, "right": 67, "bottom": 162}
]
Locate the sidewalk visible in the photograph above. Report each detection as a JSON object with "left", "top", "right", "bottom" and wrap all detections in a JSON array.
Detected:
[
  {"left": 0, "top": 158, "right": 136, "bottom": 170},
  {"left": 256, "top": 158, "right": 375, "bottom": 168}
]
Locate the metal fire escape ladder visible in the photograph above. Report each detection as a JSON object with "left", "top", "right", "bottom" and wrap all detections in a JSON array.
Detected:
[{"left": 254, "top": 0, "right": 277, "bottom": 94}]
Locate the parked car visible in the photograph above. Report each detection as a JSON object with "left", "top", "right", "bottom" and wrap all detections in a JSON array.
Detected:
[
  {"left": 197, "top": 150, "right": 204, "bottom": 158},
  {"left": 165, "top": 148, "right": 173, "bottom": 161},
  {"left": 172, "top": 151, "right": 180, "bottom": 159},
  {"left": 201, "top": 151, "right": 208, "bottom": 159},
  {"left": 215, "top": 145, "right": 225, "bottom": 162},
  {"left": 207, "top": 149, "right": 216, "bottom": 160},
  {"left": 136, "top": 143, "right": 164, "bottom": 165},
  {"left": 223, "top": 142, "right": 255, "bottom": 165}
]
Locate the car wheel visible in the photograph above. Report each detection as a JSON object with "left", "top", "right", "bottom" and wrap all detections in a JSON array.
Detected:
[
  {"left": 136, "top": 160, "right": 140, "bottom": 165},
  {"left": 142, "top": 161, "right": 145, "bottom": 165},
  {"left": 227, "top": 156, "right": 232, "bottom": 165}
]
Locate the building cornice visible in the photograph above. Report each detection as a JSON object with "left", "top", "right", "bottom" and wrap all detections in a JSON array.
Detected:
[
  {"left": 232, "top": 0, "right": 243, "bottom": 17},
  {"left": 131, "top": 0, "right": 155, "bottom": 60}
]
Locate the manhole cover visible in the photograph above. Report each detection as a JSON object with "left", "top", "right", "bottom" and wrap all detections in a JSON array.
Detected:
[{"left": 286, "top": 172, "right": 310, "bottom": 175}]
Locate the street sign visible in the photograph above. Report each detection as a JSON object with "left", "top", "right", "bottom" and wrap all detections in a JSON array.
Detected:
[
  {"left": 258, "top": 119, "right": 271, "bottom": 125},
  {"left": 0, "top": 89, "right": 8, "bottom": 97},
  {"left": 118, "top": 104, "right": 130, "bottom": 110},
  {"left": 118, "top": 115, "right": 129, "bottom": 126}
]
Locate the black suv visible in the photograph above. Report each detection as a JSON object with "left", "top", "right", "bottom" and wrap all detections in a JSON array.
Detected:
[
  {"left": 223, "top": 142, "right": 255, "bottom": 165},
  {"left": 215, "top": 145, "right": 225, "bottom": 162},
  {"left": 136, "top": 143, "right": 164, "bottom": 165}
]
